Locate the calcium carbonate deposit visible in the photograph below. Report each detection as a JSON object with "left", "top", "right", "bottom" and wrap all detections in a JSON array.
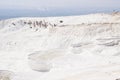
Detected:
[{"left": 0, "top": 12, "right": 120, "bottom": 80}]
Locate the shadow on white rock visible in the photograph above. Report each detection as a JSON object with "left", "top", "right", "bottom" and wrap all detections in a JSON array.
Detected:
[
  {"left": 28, "top": 49, "right": 65, "bottom": 72},
  {"left": 116, "top": 78, "right": 120, "bottom": 80},
  {"left": 0, "top": 70, "right": 14, "bottom": 80}
]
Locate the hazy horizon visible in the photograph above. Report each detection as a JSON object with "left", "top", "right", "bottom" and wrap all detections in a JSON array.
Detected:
[
  {"left": 0, "top": 8, "right": 120, "bottom": 20},
  {"left": 0, "top": 0, "right": 120, "bottom": 19}
]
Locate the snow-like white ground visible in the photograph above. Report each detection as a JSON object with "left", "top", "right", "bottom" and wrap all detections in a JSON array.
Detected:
[{"left": 0, "top": 12, "right": 120, "bottom": 80}]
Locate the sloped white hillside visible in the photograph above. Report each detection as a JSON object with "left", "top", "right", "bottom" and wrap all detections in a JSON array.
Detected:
[{"left": 0, "top": 13, "right": 120, "bottom": 80}]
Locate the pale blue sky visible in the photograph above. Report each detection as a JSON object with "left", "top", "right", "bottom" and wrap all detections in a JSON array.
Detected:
[
  {"left": 0, "top": 0, "right": 120, "bottom": 19},
  {"left": 0, "top": 0, "right": 120, "bottom": 9}
]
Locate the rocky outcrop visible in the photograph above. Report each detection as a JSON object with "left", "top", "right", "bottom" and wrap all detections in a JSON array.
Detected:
[{"left": 0, "top": 70, "right": 14, "bottom": 80}]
